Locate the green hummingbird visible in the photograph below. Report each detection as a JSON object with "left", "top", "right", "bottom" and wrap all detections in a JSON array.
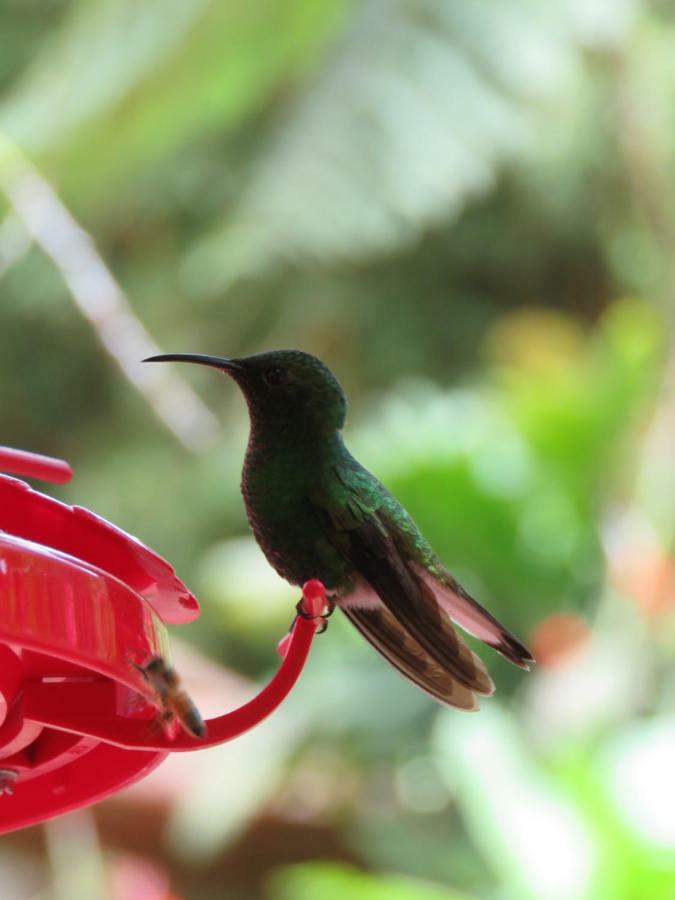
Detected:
[{"left": 145, "top": 349, "right": 533, "bottom": 710}]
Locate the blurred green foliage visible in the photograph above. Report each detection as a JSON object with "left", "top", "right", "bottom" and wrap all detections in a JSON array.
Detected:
[
  {"left": 2, "top": 0, "right": 675, "bottom": 898},
  {"left": 269, "top": 862, "right": 469, "bottom": 900}
]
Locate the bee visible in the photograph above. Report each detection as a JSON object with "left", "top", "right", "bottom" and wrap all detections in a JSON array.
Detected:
[{"left": 134, "top": 655, "right": 206, "bottom": 739}]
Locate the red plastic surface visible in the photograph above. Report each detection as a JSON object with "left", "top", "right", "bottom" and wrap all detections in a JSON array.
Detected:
[
  {"left": 0, "top": 446, "right": 73, "bottom": 484},
  {"left": 0, "top": 447, "right": 327, "bottom": 833},
  {"left": 22, "top": 609, "right": 320, "bottom": 752},
  {"left": 0, "top": 476, "right": 199, "bottom": 625}
]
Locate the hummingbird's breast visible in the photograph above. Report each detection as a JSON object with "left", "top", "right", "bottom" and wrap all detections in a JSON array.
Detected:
[{"left": 240, "top": 432, "right": 348, "bottom": 589}]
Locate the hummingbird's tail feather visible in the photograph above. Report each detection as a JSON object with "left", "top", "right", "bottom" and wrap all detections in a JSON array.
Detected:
[
  {"left": 415, "top": 565, "right": 535, "bottom": 670},
  {"left": 342, "top": 604, "right": 480, "bottom": 711}
]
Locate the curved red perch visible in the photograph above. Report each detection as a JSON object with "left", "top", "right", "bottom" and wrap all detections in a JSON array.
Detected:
[{"left": 22, "top": 599, "right": 323, "bottom": 752}]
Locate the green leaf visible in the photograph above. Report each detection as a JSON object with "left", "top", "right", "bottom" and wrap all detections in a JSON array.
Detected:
[
  {"left": 0, "top": 0, "right": 210, "bottom": 154},
  {"left": 433, "top": 706, "right": 597, "bottom": 900},
  {"left": 189, "top": 0, "right": 579, "bottom": 286},
  {"left": 0, "top": 0, "right": 348, "bottom": 205},
  {"left": 268, "top": 862, "right": 471, "bottom": 900}
]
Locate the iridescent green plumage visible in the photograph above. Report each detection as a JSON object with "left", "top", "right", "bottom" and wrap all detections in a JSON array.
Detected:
[{"left": 145, "top": 349, "right": 534, "bottom": 710}]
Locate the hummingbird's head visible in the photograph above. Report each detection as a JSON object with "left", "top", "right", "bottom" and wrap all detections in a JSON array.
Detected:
[{"left": 144, "top": 349, "right": 347, "bottom": 434}]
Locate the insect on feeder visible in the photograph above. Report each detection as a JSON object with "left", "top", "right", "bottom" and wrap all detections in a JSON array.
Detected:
[{"left": 0, "top": 445, "right": 329, "bottom": 833}]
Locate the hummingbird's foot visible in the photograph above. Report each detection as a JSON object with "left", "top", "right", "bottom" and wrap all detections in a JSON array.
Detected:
[
  {"left": 295, "top": 596, "right": 335, "bottom": 619},
  {"left": 324, "top": 597, "right": 336, "bottom": 617},
  {"left": 295, "top": 595, "right": 335, "bottom": 633}
]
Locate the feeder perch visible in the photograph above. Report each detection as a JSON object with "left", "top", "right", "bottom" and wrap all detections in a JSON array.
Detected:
[{"left": 0, "top": 446, "right": 327, "bottom": 833}]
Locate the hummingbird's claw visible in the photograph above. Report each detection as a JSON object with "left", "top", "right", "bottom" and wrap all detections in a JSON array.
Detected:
[
  {"left": 295, "top": 596, "right": 335, "bottom": 623},
  {"left": 295, "top": 594, "right": 335, "bottom": 634},
  {"left": 295, "top": 598, "right": 316, "bottom": 620}
]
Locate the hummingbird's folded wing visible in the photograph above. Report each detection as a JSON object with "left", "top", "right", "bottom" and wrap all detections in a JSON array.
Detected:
[
  {"left": 341, "top": 602, "right": 480, "bottom": 710},
  {"left": 335, "top": 513, "right": 495, "bottom": 698},
  {"left": 310, "top": 476, "right": 495, "bottom": 701}
]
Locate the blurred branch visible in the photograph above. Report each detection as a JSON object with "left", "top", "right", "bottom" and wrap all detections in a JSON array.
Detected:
[
  {"left": 604, "top": 43, "right": 675, "bottom": 556},
  {"left": 613, "top": 51, "right": 675, "bottom": 305},
  {"left": 612, "top": 43, "right": 675, "bottom": 413},
  {"left": 0, "top": 135, "right": 219, "bottom": 452}
]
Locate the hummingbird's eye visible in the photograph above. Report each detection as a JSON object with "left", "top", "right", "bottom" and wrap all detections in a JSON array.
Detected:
[{"left": 264, "top": 366, "right": 286, "bottom": 386}]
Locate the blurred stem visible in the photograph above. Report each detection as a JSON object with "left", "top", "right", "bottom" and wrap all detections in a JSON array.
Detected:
[
  {"left": 612, "top": 47, "right": 675, "bottom": 312},
  {"left": 0, "top": 134, "right": 220, "bottom": 452},
  {"left": 44, "top": 810, "right": 108, "bottom": 900},
  {"left": 609, "top": 44, "right": 675, "bottom": 544}
]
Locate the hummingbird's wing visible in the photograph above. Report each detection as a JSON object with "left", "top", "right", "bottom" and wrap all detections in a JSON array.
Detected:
[
  {"left": 335, "top": 513, "right": 495, "bottom": 699},
  {"left": 341, "top": 602, "right": 480, "bottom": 710},
  {"left": 311, "top": 480, "right": 495, "bottom": 704}
]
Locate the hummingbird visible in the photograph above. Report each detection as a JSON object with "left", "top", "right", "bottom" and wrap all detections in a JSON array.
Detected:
[{"left": 144, "top": 350, "right": 533, "bottom": 710}]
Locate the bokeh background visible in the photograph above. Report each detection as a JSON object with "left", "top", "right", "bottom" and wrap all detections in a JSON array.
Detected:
[{"left": 2, "top": 1, "right": 675, "bottom": 898}]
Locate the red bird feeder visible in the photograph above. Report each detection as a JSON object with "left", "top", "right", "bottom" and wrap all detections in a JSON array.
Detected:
[{"left": 0, "top": 446, "right": 328, "bottom": 833}]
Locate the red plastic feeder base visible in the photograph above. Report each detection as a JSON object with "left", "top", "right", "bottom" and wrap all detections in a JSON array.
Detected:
[{"left": 0, "top": 447, "right": 327, "bottom": 833}]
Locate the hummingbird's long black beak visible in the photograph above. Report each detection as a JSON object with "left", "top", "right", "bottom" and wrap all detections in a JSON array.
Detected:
[{"left": 143, "top": 353, "right": 242, "bottom": 373}]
